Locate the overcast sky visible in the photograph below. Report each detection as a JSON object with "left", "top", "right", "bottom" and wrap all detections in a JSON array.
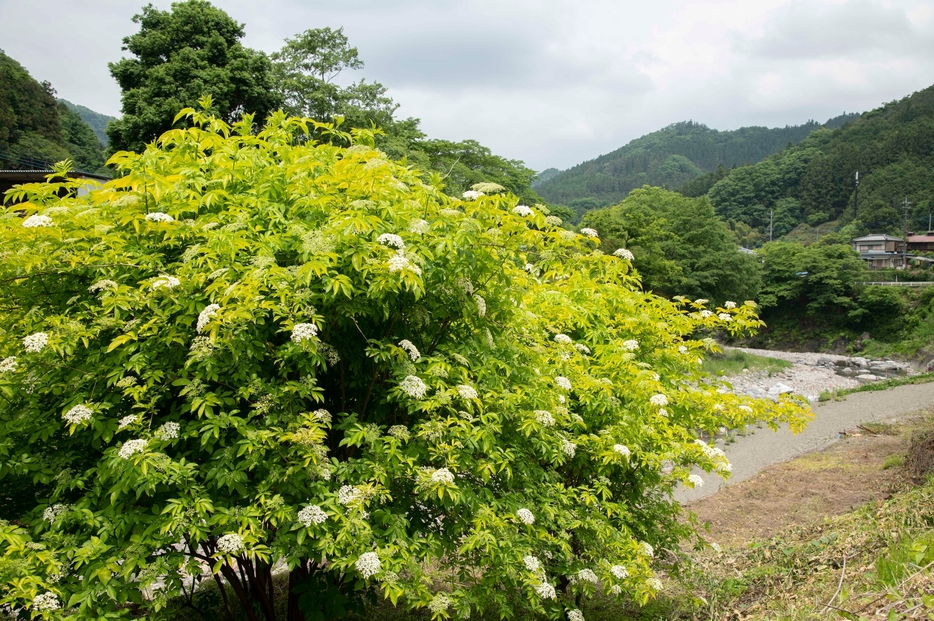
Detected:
[{"left": 2, "top": 0, "right": 933, "bottom": 171}]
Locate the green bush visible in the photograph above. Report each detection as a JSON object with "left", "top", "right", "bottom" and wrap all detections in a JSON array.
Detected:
[{"left": 0, "top": 104, "right": 808, "bottom": 620}]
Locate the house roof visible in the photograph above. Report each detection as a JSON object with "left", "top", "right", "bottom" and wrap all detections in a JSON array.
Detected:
[
  {"left": 853, "top": 234, "right": 903, "bottom": 242},
  {"left": 908, "top": 235, "right": 934, "bottom": 243}
]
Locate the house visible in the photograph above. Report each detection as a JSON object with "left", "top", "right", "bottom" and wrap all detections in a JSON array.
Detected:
[
  {"left": 852, "top": 234, "right": 934, "bottom": 270},
  {"left": 907, "top": 234, "right": 934, "bottom": 253}
]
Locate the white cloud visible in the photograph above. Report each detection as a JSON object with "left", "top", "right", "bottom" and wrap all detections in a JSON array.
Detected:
[{"left": 0, "top": 0, "right": 932, "bottom": 171}]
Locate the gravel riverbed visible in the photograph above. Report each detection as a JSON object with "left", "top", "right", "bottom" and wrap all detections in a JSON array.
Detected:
[{"left": 716, "top": 346, "right": 914, "bottom": 402}]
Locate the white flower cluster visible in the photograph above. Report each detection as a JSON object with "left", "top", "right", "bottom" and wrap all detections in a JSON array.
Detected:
[
  {"left": 431, "top": 468, "right": 455, "bottom": 484},
  {"left": 578, "top": 568, "right": 599, "bottom": 583},
  {"left": 580, "top": 228, "right": 599, "bottom": 238},
  {"left": 0, "top": 357, "right": 16, "bottom": 373},
  {"left": 724, "top": 301, "right": 737, "bottom": 309},
  {"left": 400, "top": 375, "right": 427, "bottom": 399},
  {"left": 398, "top": 339, "right": 420, "bottom": 361},
  {"left": 388, "top": 252, "right": 421, "bottom": 275},
  {"left": 43, "top": 504, "right": 66, "bottom": 522},
  {"left": 687, "top": 474, "right": 704, "bottom": 488},
  {"left": 512, "top": 205, "right": 533, "bottom": 217},
  {"left": 89, "top": 279, "right": 118, "bottom": 293},
  {"left": 408, "top": 219, "right": 430, "bottom": 234},
  {"left": 462, "top": 190, "right": 483, "bottom": 200},
  {"left": 534, "top": 410, "right": 555, "bottom": 426},
  {"left": 457, "top": 384, "right": 478, "bottom": 400},
  {"left": 216, "top": 533, "right": 244, "bottom": 555},
  {"left": 118, "top": 415, "right": 136, "bottom": 429},
  {"left": 622, "top": 339, "right": 639, "bottom": 351},
  {"left": 695, "top": 298, "right": 709, "bottom": 305},
  {"left": 524, "top": 263, "right": 536, "bottom": 273},
  {"left": 156, "top": 422, "right": 180, "bottom": 440},
  {"left": 611, "top": 564, "right": 628, "bottom": 579},
  {"left": 613, "top": 444, "right": 630, "bottom": 459},
  {"left": 718, "top": 313, "right": 732, "bottom": 322},
  {"left": 555, "top": 376, "right": 572, "bottom": 391},
  {"left": 474, "top": 294, "right": 486, "bottom": 317},
  {"left": 197, "top": 304, "right": 220, "bottom": 333},
  {"left": 118, "top": 438, "right": 147, "bottom": 460},
  {"left": 613, "top": 248, "right": 634, "bottom": 260},
  {"left": 517, "top": 508, "right": 535, "bottom": 525},
  {"left": 640, "top": 541, "right": 654, "bottom": 558},
  {"left": 23, "top": 332, "right": 49, "bottom": 353},
  {"left": 63, "top": 404, "right": 93, "bottom": 425},
  {"left": 700, "top": 310, "right": 713, "bottom": 318},
  {"left": 338, "top": 485, "right": 362, "bottom": 505},
  {"left": 151, "top": 274, "right": 180, "bottom": 290},
  {"left": 291, "top": 323, "right": 318, "bottom": 343},
  {"left": 561, "top": 439, "right": 577, "bottom": 457},
  {"left": 649, "top": 394, "right": 668, "bottom": 407},
  {"left": 145, "top": 212, "right": 174, "bottom": 223},
  {"left": 523, "top": 555, "right": 540, "bottom": 572},
  {"left": 23, "top": 215, "right": 53, "bottom": 228},
  {"left": 313, "top": 409, "right": 332, "bottom": 424},
  {"left": 388, "top": 425, "right": 410, "bottom": 441},
  {"left": 377, "top": 233, "right": 405, "bottom": 249},
  {"left": 32, "top": 591, "right": 61, "bottom": 611},
  {"left": 568, "top": 609, "right": 585, "bottom": 621},
  {"left": 695, "top": 439, "right": 731, "bottom": 473},
  {"left": 545, "top": 215, "right": 563, "bottom": 226},
  {"left": 647, "top": 577, "right": 663, "bottom": 591},
  {"left": 318, "top": 342, "right": 340, "bottom": 366},
  {"left": 679, "top": 345, "right": 688, "bottom": 354},
  {"left": 355, "top": 552, "right": 381, "bottom": 578},
  {"left": 554, "top": 334, "right": 572, "bottom": 344},
  {"left": 428, "top": 593, "right": 451, "bottom": 614},
  {"left": 610, "top": 584, "right": 622, "bottom": 595},
  {"left": 574, "top": 343, "right": 591, "bottom": 355},
  {"left": 298, "top": 504, "right": 328, "bottom": 527},
  {"left": 536, "top": 582, "right": 556, "bottom": 599}
]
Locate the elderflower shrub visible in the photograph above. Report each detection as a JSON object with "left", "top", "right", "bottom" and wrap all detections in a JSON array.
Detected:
[{"left": 0, "top": 105, "right": 808, "bottom": 620}]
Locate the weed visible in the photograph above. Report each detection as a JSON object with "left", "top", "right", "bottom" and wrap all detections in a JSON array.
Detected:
[{"left": 883, "top": 454, "right": 905, "bottom": 470}]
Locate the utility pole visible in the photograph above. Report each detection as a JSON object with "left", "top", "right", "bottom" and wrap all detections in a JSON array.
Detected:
[
  {"left": 902, "top": 196, "right": 912, "bottom": 269},
  {"left": 769, "top": 209, "right": 774, "bottom": 242},
  {"left": 854, "top": 171, "right": 859, "bottom": 220}
]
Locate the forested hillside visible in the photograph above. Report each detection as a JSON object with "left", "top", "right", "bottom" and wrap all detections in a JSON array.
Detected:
[
  {"left": 0, "top": 50, "right": 106, "bottom": 173},
  {"left": 707, "top": 85, "right": 934, "bottom": 239},
  {"left": 59, "top": 99, "right": 114, "bottom": 147},
  {"left": 535, "top": 119, "right": 850, "bottom": 215}
]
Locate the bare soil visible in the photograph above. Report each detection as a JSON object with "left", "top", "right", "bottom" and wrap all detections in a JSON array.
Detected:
[{"left": 686, "top": 418, "right": 921, "bottom": 546}]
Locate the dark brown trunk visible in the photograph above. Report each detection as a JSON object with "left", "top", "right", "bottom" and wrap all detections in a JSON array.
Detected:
[
  {"left": 286, "top": 561, "right": 309, "bottom": 621},
  {"left": 219, "top": 563, "right": 262, "bottom": 621}
]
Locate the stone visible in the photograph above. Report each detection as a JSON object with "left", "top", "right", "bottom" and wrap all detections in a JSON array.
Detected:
[
  {"left": 856, "top": 374, "right": 879, "bottom": 384},
  {"left": 767, "top": 383, "right": 794, "bottom": 396}
]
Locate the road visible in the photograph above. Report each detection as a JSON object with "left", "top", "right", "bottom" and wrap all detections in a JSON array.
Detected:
[{"left": 677, "top": 381, "right": 934, "bottom": 504}]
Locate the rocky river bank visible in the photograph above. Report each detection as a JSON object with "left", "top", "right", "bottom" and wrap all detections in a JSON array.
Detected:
[{"left": 719, "top": 346, "right": 916, "bottom": 402}]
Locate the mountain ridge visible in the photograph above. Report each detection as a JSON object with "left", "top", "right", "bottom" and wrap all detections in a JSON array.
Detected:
[{"left": 536, "top": 115, "right": 861, "bottom": 217}]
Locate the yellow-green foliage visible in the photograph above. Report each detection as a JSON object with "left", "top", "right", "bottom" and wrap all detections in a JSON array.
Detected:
[{"left": 0, "top": 102, "right": 810, "bottom": 620}]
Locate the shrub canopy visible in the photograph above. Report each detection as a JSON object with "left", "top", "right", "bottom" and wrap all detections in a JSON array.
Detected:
[{"left": 0, "top": 105, "right": 809, "bottom": 620}]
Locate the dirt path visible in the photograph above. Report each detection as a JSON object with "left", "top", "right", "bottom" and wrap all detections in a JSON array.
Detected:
[{"left": 676, "top": 381, "right": 934, "bottom": 504}]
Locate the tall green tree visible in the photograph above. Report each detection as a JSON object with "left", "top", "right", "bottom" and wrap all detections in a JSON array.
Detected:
[
  {"left": 271, "top": 27, "right": 397, "bottom": 129},
  {"left": 582, "top": 187, "right": 762, "bottom": 304},
  {"left": 106, "top": 0, "right": 281, "bottom": 153}
]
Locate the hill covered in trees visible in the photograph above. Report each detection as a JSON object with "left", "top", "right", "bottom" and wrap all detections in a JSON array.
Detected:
[
  {"left": 706, "top": 85, "right": 934, "bottom": 240},
  {"left": 0, "top": 50, "right": 106, "bottom": 173},
  {"left": 58, "top": 100, "right": 115, "bottom": 147},
  {"left": 534, "top": 118, "right": 856, "bottom": 216}
]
